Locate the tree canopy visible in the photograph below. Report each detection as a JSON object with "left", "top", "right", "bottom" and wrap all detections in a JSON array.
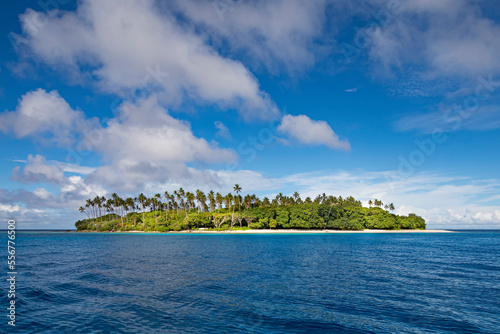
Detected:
[{"left": 75, "top": 186, "right": 425, "bottom": 232}]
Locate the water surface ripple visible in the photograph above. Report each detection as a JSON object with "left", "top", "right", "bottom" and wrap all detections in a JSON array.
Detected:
[{"left": 4, "top": 232, "right": 500, "bottom": 333}]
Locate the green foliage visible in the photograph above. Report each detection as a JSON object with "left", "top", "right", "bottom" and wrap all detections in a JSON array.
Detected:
[{"left": 75, "top": 197, "right": 425, "bottom": 231}]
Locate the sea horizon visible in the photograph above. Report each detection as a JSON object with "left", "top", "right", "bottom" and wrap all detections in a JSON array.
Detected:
[{"left": 2, "top": 0, "right": 500, "bottom": 332}]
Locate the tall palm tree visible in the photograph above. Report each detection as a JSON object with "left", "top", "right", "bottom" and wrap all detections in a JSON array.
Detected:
[
  {"left": 164, "top": 191, "right": 170, "bottom": 220},
  {"left": 208, "top": 190, "right": 215, "bottom": 212},
  {"left": 216, "top": 192, "right": 223, "bottom": 212},
  {"left": 154, "top": 193, "right": 161, "bottom": 215},
  {"left": 233, "top": 184, "right": 242, "bottom": 212},
  {"left": 275, "top": 193, "right": 284, "bottom": 206},
  {"left": 79, "top": 206, "right": 89, "bottom": 219},
  {"left": 195, "top": 190, "right": 204, "bottom": 213},
  {"left": 293, "top": 192, "right": 301, "bottom": 204},
  {"left": 224, "top": 193, "right": 233, "bottom": 211},
  {"left": 177, "top": 187, "right": 186, "bottom": 214},
  {"left": 137, "top": 193, "right": 147, "bottom": 224},
  {"left": 389, "top": 203, "right": 395, "bottom": 212},
  {"left": 186, "top": 192, "right": 195, "bottom": 216}
]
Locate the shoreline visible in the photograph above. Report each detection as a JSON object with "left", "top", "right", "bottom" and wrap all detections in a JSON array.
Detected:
[{"left": 75, "top": 229, "right": 455, "bottom": 234}]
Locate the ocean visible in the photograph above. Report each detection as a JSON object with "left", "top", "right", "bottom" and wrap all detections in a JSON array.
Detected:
[{"left": 3, "top": 231, "right": 500, "bottom": 333}]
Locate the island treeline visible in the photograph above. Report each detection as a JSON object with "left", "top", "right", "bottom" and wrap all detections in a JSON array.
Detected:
[{"left": 75, "top": 185, "right": 425, "bottom": 231}]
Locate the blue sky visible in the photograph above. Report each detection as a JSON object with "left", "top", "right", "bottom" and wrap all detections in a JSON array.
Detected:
[{"left": 1, "top": 0, "right": 500, "bottom": 229}]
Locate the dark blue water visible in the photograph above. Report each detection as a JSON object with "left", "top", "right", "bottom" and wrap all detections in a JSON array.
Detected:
[{"left": 2, "top": 232, "right": 500, "bottom": 333}]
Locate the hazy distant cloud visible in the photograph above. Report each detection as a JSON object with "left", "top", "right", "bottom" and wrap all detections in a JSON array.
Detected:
[
  {"left": 367, "top": 0, "right": 500, "bottom": 79},
  {"left": 345, "top": 88, "right": 358, "bottom": 93},
  {"left": 15, "top": 0, "right": 280, "bottom": 120},
  {"left": 7, "top": 168, "right": 500, "bottom": 230},
  {"left": 10, "top": 154, "right": 66, "bottom": 185},
  {"left": 395, "top": 105, "right": 500, "bottom": 133},
  {"left": 173, "top": 0, "right": 328, "bottom": 75},
  {"left": 214, "top": 121, "right": 232, "bottom": 140},
  {"left": 277, "top": 114, "right": 351, "bottom": 151},
  {"left": 281, "top": 169, "right": 500, "bottom": 229}
]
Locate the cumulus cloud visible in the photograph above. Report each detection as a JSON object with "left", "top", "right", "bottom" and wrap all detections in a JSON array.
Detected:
[
  {"left": 15, "top": 0, "right": 280, "bottom": 120},
  {"left": 93, "top": 97, "right": 235, "bottom": 165},
  {"left": 0, "top": 89, "right": 92, "bottom": 145},
  {"left": 277, "top": 114, "right": 351, "bottom": 150},
  {"left": 3, "top": 88, "right": 239, "bottom": 194},
  {"left": 79, "top": 96, "right": 237, "bottom": 192}
]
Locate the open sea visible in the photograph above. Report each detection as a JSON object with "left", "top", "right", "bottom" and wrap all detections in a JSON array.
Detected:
[{"left": 2, "top": 231, "right": 500, "bottom": 333}]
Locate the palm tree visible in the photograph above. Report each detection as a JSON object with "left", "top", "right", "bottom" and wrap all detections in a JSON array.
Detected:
[
  {"left": 186, "top": 192, "right": 195, "bottom": 216},
  {"left": 195, "top": 190, "right": 205, "bottom": 213},
  {"left": 250, "top": 194, "right": 258, "bottom": 208},
  {"left": 275, "top": 193, "right": 283, "bottom": 206},
  {"left": 293, "top": 192, "right": 301, "bottom": 204},
  {"left": 368, "top": 199, "right": 373, "bottom": 207},
  {"left": 104, "top": 201, "right": 112, "bottom": 221},
  {"left": 389, "top": 203, "right": 395, "bottom": 212},
  {"left": 85, "top": 199, "right": 94, "bottom": 219},
  {"left": 164, "top": 191, "right": 171, "bottom": 220},
  {"left": 176, "top": 188, "right": 186, "bottom": 214},
  {"left": 224, "top": 193, "right": 233, "bottom": 211},
  {"left": 79, "top": 206, "right": 89, "bottom": 219},
  {"left": 216, "top": 192, "right": 223, "bottom": 212},
  {"left": 137, "top": 193, "right": 147, "bottom": 225},
  {"left": 233, "top": 184, "right": 242, "bottom": 212},
  {"left": 208, "top": 190, "right": 215, "bottom": 212},
  {"left": 154, "top": 193, "right": 161, "bottom": 215}
]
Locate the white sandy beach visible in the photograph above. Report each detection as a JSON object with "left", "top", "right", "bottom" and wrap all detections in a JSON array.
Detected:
[{"left": 109, "top": 229, "right": 455, "bottom": 234}]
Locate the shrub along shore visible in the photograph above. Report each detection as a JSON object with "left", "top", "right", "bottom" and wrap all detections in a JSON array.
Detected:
[{"left": 75, "top": 188, "right": 425, "bottom": 232}]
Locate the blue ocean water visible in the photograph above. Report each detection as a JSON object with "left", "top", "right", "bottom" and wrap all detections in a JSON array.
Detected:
[{"left": 2, "top": 231, "right": 500, "bottom": 333}]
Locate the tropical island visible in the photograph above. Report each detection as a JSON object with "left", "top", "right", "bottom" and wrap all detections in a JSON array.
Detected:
[{"left": 75, "top": 184, "right": 426, "bottom": 232}]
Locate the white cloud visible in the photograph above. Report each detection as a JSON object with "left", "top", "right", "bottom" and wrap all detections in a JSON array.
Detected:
[
  {"left": 16, "top": 0, "right": 280, "bottom": 120},
  {"left": 367, "top": 0, "right": 500, "bottom": 78},
  {"left": 11, "top": 154, "right": 67, "bottom": 184},
  {"left": 395, "top": 105, "right": 500, "bottom": 133},
  {"left": 10, "top": 154, "right": 96, "bottom": 185},
  {"left": 0, "top": 89, "right": 92, "bottom": 145},
  {"left": 81, "top": 96, "right": 237, "bottom": 192},
  {"left": 277, "top": 114, "right": 351, "bottom": 150},
  {"left": 173, "top": 0, "right": 328, "bottom": 74},
  {"left": 3, "top": 166, "right": 500, "bottom": 229},
  {"left": 214, "top": 121, "right": 232, "bottom": 140},
  {"left": 33, "top": 188, "right": 51, "bottom": 199},
  {"left": 278, "top": 169, "right": 500, "bottom": 229},
  {"left": 345, "top": 88, "right": 358, "bottom": 93},
  {"left": 92, "top": 96, "right": 236, "bottom": 165},
  {"left": 0, "top": 204, "right": 21, "bottom": 213}
]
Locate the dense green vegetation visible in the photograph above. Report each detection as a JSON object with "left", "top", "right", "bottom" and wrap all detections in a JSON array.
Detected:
[{"left": 75, "top": 185, "right": 425, "bottom": 231}]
